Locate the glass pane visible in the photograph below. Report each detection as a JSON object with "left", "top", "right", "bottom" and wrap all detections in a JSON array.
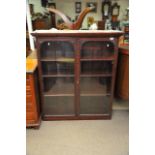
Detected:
[
  {"left": 43, "top": 96, "right": 74, "bottom": 115},
  {"left": 42, "top": 61, "right": 74, "bottom": 75},
  {"left": 80, "top": 96, "right": 110, "bottom": 114},
  {"left": 43, "top": 77, "right": 74, "bottom": 96},
  {"left": 80, "top": 77, "right": 111, "bottom": 95},
  {"left": 81, "top": 61, "right": 112, "bottom": 75},
  {"left": 40, "top": 41, "right": 74, "bottom": 59},
  {"left": 81, "top": 41, "right": 114, "bottom": 59}
]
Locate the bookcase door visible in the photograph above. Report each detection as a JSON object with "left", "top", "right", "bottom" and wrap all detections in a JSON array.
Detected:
[
  {"left": 79, "top": 38, "right": 116, "bottom": 116},
  {"left": 39, "top": 39, "right": 76, "bottom": 116}
]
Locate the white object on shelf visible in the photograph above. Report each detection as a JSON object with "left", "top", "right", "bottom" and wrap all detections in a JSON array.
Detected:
[{"left": 89, "top": 23, "right": 98, "bottom": 30}]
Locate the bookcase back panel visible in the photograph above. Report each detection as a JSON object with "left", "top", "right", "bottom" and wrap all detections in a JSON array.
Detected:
[
  {"left": 40, "top": 41, "right": 74, "bottom": 59},
  {"left": 81, "top": 41, "right": 115, "bottom": 58}
]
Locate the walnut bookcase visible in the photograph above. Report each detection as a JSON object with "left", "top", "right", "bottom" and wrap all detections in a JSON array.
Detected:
[{"left": 32, "top": 30, "right": 123, "bottom": 120}]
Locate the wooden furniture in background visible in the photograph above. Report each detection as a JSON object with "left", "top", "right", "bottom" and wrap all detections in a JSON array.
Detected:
[
  {"left": 31, "top": 30, "right": 123, "bottom": 120},
  {"left": 26, "top": 31, "right": 31, "bottom": 57},
  {"left": 48, "top": 3, "right": 56, "bottom": 28},
  {"left": 97, "top": 21, "right": 105, "bottom": 30},
  {"left": 26, "top": 21, "right": 31, "bottom": 57},
  {"left": 115, "top": 45, "right": 129, "bottom": 99},
  {"left": 47, "top": 6, "right": 95, "bottom": 30},
  {"left": 26, "top": 53, "right": 41, "bottom": 128},
  {"left": 32, "top": 18, "right": 51, "bottom": 30}
]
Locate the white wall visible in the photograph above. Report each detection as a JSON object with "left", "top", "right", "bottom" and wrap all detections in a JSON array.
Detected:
[
  {"left": 28, "top": 0, "right": 129, "bottom": 29},
  {"left": 29, "top": 0, "right": 46, "bottom": 13}
]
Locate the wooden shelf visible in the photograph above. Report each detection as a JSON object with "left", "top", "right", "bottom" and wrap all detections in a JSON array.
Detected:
[
  {"left": 80, "top": 56, "right": 115, "bottom": 61},
  {"left": 82, "top": 46, "right": 106, "bottom": 50},
  {"left": 80, "top": 72, "right": 112, "bottom": 77},
  {"left": 41, "top": 57, "right": 75, "bottom": 62},
  {"left": 42, "top": 74, "right": 74, "bottom": 77},
  {"left": 26, "top": 31, "right": 29, "bottom": 39},
  {"left": 41, "top": 56, "right": 114, "bottom": 61},
  {"left": 80, "top": 93, "right": 111, "bottom": 96},
  {"left": 44, "top": 91, "right": 111, "bottom": 97},
  {"left": 80, "top": 91, "right": 111, "bottom": 96},
  {"left": 42, "top": 73, "right": 111, "bottom": 78},
  {"left": 44, "top": 93, "right": 74, "bottom": 97}
]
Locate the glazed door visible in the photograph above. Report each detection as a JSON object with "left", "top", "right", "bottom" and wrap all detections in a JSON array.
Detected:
[
  {"left": 78, "top": 38, "right": 117, "bottom": 116},
  {"left": 38, "top": 39, "right": 76, "bottom": 117}
]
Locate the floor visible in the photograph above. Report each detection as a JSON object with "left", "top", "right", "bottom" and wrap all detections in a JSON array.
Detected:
[
  {"left": 27, "top": 99, "right": 129, "bottom": 155},
  {"left": 113, "top": 98, "right": 129, "bottom": 110}
]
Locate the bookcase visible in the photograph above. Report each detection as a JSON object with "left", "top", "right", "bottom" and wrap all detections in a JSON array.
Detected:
[{"left": 32, "top": 30, "right": 123, "bottom": 120}]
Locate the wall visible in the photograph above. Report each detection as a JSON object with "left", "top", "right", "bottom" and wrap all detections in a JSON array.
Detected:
[{"left": 28, "top": 0, "right": 129, "bottom": 29}]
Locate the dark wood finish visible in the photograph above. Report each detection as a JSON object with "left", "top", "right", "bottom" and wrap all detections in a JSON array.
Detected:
[
  {"left": 115, "top": 46, "right": 129, "bottom": 99},
  {"left": 31, "top": 30, "right": 123, "bottom": 120},
  {"left": 26, "top": 31, "right": 31, "bottom": 57},
  {"left": 48, "top": 3, "right": 56, "bottom": 28},
  {"left": 31, "top": 31, "right": 123, "bottom": 38},
  {"left": 50, "top": 12, "right": 56, "bottom": 28},
  {"left": 26, "top": 41, "right": 31, "bottom": 57},
  {"left": 26, "top": 69, "right": 41, "bottom": 127},
  {"left": 32, "top": 18, "right": 51, "bottom": 30},
  {"left": 80, "top": 56, "right": 115, "bottom": 61},
  {"left": 97, "top": 21, "right": 105, "bottom": 30},
  {"left": 43, "top": 115, "right": 111, "bottom": 121}
]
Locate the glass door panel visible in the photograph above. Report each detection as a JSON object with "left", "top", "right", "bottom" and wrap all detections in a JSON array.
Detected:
[
  {"left": 80, "top": 77, "right": 111, "bottom": 96},
  {"left": 40, "top": 41, "right": 74, "bottom": 59},
  {"left": 79, "top": 40, "right": 114, "bottom": 116},
  {"left": 40, "top": 40, "right": 75, "bottom": 116},
  {"left": 42, "top": 61, "right": 74, "bottom": 76},
  {"left": 43, "top": 96, "right": 74, "bottom": 115},
  {"left": 80, "top": 41, "right": 115, "bottom": 60},
  {"left": 43, "top": 77, "right": 74, "bottom": 96},
  {"left": 80, "top": 96, "right": 110, "bottom": 115},
  {"left": 80, "top": 77, "right": 111, "bottom": 115},
  {"left": 81, "top": 61, "right": 113, "bottom": 76}
]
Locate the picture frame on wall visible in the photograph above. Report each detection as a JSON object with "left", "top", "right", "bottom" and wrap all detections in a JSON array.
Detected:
[
  {"left": 111, "top": 2, "right": 120, "bottom": 16},
  {"left": 41, "top": 0, "right": 48, "bottom": 7},
  {"left": 102, "top": 1, "right": 111, "bottom": 17},
  {"left": 75, "top": 2, "right": 81, "bottom": 14},
  {"left": 86, "top": 2, "right": 97, "bottom": 13}
]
